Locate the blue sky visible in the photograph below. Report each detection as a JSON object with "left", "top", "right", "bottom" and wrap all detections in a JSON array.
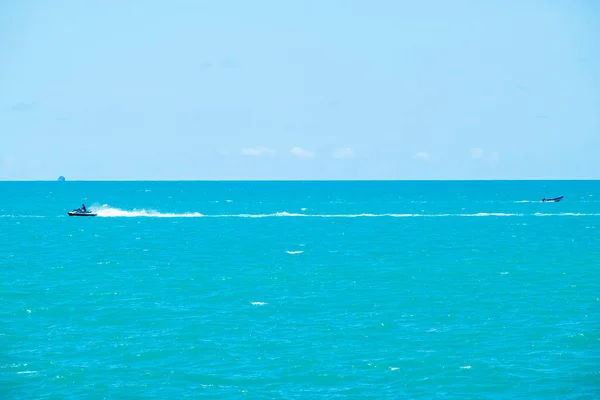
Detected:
[{"left": 1, "top": 0, "right": 598, "bottom": 180}]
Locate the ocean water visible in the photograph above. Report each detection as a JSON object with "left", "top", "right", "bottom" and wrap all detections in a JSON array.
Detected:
[{"left": 1, "top": 180, "right": 598, "bottom": 399}]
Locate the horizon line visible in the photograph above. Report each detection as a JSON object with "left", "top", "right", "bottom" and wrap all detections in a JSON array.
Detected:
[{"left": 1, "top": 178, "right": 599, "bottom": 182}]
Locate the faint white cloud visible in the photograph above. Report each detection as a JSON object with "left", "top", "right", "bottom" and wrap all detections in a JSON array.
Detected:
[
  {"left": 332, "top": 147, "right": 354, "bottom": 159},
  {"left": 414, "top": 151, "right": 431, "bottom": 161},
  {"left": 240, "top": 146, "right": 275, "bottom": 156},
  {"left": 290, "top": 146, "right": 315, "bottom": 159},
  {"left": 470, "top": 148, "right": 499, "bottom": 165}
]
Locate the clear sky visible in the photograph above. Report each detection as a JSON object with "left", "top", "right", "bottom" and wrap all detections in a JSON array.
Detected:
[{"left": 1, "top": 0, "right": 598, "bottom": 180}]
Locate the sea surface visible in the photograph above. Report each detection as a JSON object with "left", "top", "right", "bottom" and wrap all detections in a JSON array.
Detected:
[{"left": 1, "top": 180, "right": 598, "bottom": 399}]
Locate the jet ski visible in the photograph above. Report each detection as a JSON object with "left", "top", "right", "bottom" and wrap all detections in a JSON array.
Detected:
[
  {"left": 542, "top": 196, "right": 563, "bottom": 203},
  {"left": 68, "top": 208, "right": 97, "bottom": 217}
]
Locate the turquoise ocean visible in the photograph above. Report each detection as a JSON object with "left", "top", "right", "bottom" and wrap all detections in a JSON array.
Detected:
[{"left": 1, "top": 180, "right": 598, "bottom": 399}]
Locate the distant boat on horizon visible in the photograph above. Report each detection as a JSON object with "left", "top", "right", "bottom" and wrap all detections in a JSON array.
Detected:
[
  {"left": 542, "top": 196, "right": 563, "bottom": 203},
  {"left": 58, "top": 176, "right": 66, "bottom": 181}
]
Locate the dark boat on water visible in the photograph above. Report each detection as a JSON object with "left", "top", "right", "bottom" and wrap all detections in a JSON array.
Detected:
[
  {"left": 68, "top": 207, "right": 97, "bottom": 217},
  {"left": 542, "top": 196, "right": 563, "bottom": 203}
]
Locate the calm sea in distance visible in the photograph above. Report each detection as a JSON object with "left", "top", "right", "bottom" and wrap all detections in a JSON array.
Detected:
[{"left": 1, "top": 180, "right": 598, "bottom": 399}]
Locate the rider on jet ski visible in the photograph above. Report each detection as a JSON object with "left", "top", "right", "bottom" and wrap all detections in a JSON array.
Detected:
[{"left": 81, "top": 204, "right": 87, "bottom": 212}]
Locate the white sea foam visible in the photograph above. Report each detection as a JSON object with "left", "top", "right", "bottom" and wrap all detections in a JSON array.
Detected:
[
  {"left": 93, "top": 205, "right": 203, "bottom": 218},
  {"left": 534, "top": 212, "right": 600, "bottom": 217},
  {"left": 286, "top": 250, "right": 304, "bottom": 255},
  {"left": 251, "top": 302, "right": 267, "bottom": 306},
  {"left": 458, "top": 213, "right": 520, "bottom": 217},
  {"left": 0, "top": 215, "right": 45, "bottom": 218},
  {"left": 89, "top": 205, "right": 600, "bottom": 218}
]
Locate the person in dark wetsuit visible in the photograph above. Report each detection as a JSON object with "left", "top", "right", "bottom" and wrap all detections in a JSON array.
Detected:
[{"left": 81, "top": 204, "right": 87, "bottom": 212}]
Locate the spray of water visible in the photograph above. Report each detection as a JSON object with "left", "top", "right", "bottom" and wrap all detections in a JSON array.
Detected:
[{"left": 88, "top": 205, "right": 600, "bottom": 218}]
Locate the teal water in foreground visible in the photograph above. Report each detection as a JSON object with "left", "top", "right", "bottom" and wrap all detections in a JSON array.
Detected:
[{"left": 1, "top": 181, "right": 598, "bottom": 399}]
